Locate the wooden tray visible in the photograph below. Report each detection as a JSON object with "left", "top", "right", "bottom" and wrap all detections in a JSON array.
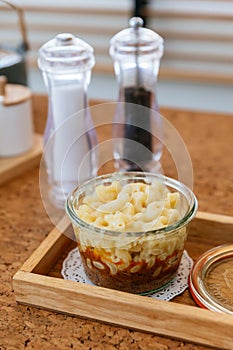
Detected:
[
  {"left": 13, "top": 211, "right": 233, "bottom": 349},
  {"left": 0, "top": 133, "right": 43, "bottom": 186}
]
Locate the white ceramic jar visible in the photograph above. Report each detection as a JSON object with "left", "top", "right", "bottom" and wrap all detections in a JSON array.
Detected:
[{"left": 0, "top": 76, "right": 33, "bottom": 157}]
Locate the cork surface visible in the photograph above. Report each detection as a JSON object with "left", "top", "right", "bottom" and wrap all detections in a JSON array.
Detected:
[{"left": 0, "top": 94, "right": 232, "bottom": 350}]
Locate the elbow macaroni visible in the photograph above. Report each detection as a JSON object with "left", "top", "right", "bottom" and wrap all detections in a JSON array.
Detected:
[{"left": 75, "top": 179, "right": 181, "bottom": 232}]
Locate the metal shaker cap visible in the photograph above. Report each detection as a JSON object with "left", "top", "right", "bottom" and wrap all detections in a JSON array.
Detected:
[
  {"left": 109, "top": 17, "right": 164, "bottom": 59},
  {"left": 38, "top": 33, "right": 95, "bottom": 73}
]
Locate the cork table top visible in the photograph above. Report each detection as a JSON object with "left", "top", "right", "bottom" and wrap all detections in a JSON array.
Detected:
[{"left": 0, "top": 94, "right": 232, "bottom": 349}]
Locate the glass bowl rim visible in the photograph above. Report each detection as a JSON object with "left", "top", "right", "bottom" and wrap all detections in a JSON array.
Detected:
[{"left": 65, "top": 172, "right": 198, "bottom": 237}]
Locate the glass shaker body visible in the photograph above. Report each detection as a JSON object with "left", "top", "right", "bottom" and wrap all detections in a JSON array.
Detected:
[
  {"left": 110, "top": 18, "right": 164, "bottom": 172},
  {"left": 38, "top": 33, "right": 98, "bottom": 208}
]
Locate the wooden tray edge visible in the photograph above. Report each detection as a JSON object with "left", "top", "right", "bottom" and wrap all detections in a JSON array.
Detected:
[
  {"left": 196, "top": 211, "right": 233, "bottom": 225},
  {"left": 0, "top": 133, "right": 43, "bottom": 186},
  {"left": 13, "top": 269, "right": 233, "bottom": 349}
]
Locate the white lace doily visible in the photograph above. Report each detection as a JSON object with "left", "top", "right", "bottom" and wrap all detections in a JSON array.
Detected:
[{"left": 61, "top": 248, "right": 193, "bottom": 301}]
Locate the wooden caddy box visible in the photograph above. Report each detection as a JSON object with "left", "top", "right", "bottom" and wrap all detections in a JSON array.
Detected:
[
  {"left": 13, "top": 211, "right": 233, "bottom": 350},
  {"left": 0, "top": 133, "right": 43, "bottom": 186}
]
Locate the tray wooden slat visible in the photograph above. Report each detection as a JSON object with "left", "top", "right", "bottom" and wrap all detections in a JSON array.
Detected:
[{"left": 13, "top": 211, "right": 233, "bottom": 350}]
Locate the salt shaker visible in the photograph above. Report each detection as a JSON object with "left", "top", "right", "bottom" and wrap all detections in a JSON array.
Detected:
[
  {"left": 110, "top": 18, "right": 164, "bottom": 172},
  {"left": 38, "top": 33, "right": 98, "bottom": 208}
]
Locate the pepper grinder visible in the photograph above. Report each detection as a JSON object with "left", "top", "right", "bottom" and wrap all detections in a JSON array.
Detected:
[
  {"left": 38, "top": 33, "right": 98, "bottom": 209},
  {"left": 110, "top": 18, "right": 164, "bottom": 172}
]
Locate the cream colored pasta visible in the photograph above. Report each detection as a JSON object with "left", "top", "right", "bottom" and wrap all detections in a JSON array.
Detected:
[
  {"left": 74, "top": 179, "right": 187, "bottom": 275},
  {"left": 76, "top": 179, "right": 180, "bottom": 232}
]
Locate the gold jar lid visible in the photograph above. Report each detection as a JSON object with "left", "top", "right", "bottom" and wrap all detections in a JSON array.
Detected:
[{"left": 189, "top": 244, "right": 233, "bottom": 314}]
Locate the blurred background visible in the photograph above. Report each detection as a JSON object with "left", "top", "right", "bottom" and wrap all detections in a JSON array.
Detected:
[{"left": 0, "top": 0, "right": 232, "bottom": 114}]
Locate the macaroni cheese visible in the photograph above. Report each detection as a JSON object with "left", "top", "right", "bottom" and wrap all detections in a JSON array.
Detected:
[
  {"left": 70, "top": 177, "right": 188, "bottom": 293},
  {"left": 75, "top": 179, "right": 181, "bottom": 232}
]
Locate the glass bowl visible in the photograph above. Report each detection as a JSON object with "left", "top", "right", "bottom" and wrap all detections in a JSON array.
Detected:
[{"left": 66, "top": 172, "right": 198, "bottom": 294}]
